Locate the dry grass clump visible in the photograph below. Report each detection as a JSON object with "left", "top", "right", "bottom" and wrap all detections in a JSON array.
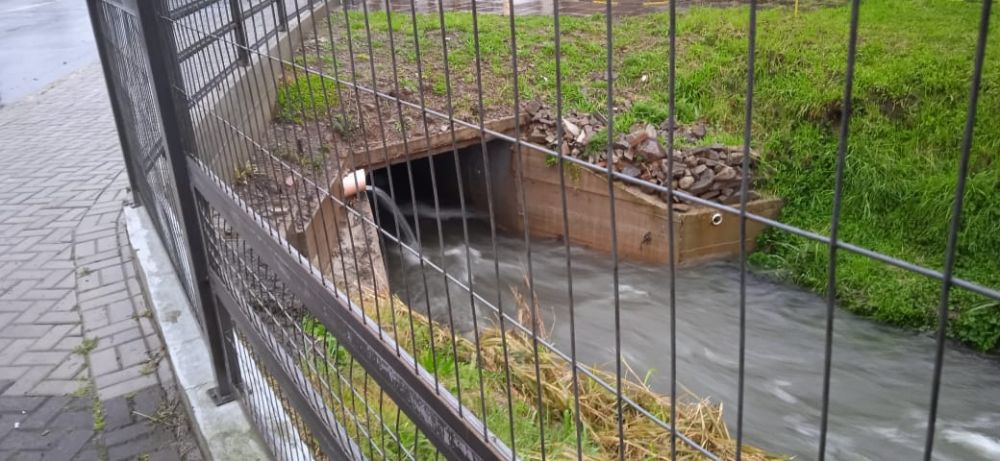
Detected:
[{"left": 304, "top": 285, "right": 787, "bottom": 461}]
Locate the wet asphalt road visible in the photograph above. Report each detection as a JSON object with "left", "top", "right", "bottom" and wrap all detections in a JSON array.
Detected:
[{"left": 0, "top": 0, "right": 96, "bottom": 107}]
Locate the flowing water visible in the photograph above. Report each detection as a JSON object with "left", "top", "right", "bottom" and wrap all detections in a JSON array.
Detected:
[
  {"left": 379, "top": 207, "right": 1000, "bottom": 461},
  {"left": 367, "top": 186, "right": 419, "bottom": 248}
]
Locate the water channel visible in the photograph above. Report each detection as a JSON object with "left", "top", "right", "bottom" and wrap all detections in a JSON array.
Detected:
[{"left": 376, "top": 204, "right": 1000, "bottom": 461}]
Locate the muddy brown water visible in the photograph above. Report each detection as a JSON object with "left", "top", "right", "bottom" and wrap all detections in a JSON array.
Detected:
[{"left": 379, "top": 207, "right": 1000, "bottom": 461}]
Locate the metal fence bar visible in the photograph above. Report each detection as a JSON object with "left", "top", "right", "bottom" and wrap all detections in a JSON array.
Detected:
[
  {"left": 924, "top": 1, "right": 993, "bottom": 459},
  {"left": 275, "top": 0, "right": 288, "bottom": 31},
  {"left": 600, "top": 0, "right": 625, "bottom": 457},
  {"left": 665, "top": 0, "right": 678, "bottom": 458},
  {"left": 228, "top": 0, "right": 249, "bottom": 65},
  {"left": 466, "top": 0, "right": 521, "bottom": 452},
  {"left": 551, "top": 1, "right": 585, "bottom": 459},
  {"left": 735, "top": 1, "right": 759, "bottom": 458},
  {"left": 817, "top": 0, "right": 861, "bottom": 459}
]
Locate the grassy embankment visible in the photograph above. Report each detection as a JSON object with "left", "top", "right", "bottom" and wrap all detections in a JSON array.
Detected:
[{"left": 279, "top": 0, "right": 1000, "bottom": 350}]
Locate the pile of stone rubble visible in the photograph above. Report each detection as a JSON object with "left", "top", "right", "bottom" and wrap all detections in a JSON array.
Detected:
[{"left": 525, "top": 103, "right": 760, "bottom": 208}]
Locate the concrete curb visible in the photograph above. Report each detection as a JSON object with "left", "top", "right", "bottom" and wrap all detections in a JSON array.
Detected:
[{"left": 124, "top": 205, "right": 270, "bottom": 461}]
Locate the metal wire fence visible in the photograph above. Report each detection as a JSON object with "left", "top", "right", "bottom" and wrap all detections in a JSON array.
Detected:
[{"left": 90, "top": 0, "right": 996, "bottom": 459}]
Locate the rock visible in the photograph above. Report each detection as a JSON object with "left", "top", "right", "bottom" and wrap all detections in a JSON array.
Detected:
[
  {"left": 525, "top": 100, "right": 542, "bottom": 115},
  {"left": 689, "top": 170, "right": 714, "bottom": 194},
  {"left": 644, "top": 123, "right": 657, "bottom": 141},
  {"left": 716, "top": 165, "right": 737, "bottom": 181},
  {"left": 689, "top": 146, "right": 716, "bottom": 157},
  {"left": 621, "top": 163, "right": 642, "bottom": 178},
  {"left": 729, "top": 148, "right": 760, "bottom": 166},
  {"left": 626, "top": 127, "right": 648, "bottom": 147},
  {"left": 672, "top": 203, "right": 691, "bottom": 213},
  {"left": 690, "top": 121, "right": 707, "bottom": 139},
  {"left": 716, "top": 178, "right": 742, "bottom": 190},
  {"left": 684, "top": 156, "right": 699, "bottom": 167},
  {"left": 661, "top": 160, "right": 685, "bottom": 177},
  {"left": 562, "top": 118, "right": 581, "bottom": 138},
  {"left": 576, "top": 129, "right": 588, "bottom": 144},
  {"left": 692, "top": 164, "right": 707, "bottom": 176},
  {"left": 700, "top": 190, "right": 720, "bottom": 200},
  {"left": 679, "top": 175, "right": 695, "bottom": 190},
  {"left": 639, "top": 139, "right": 666, "bottom": 160},
  {"left": 529, "top": 126, "right": 548, "bottom": 143},
  {"left": 624, "top": 148, "right": 634, "bottom": 161}
]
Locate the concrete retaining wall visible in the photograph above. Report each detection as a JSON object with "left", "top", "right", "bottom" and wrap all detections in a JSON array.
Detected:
[{"left": 189, "top": 2, "right": 329, "bottom": 182}]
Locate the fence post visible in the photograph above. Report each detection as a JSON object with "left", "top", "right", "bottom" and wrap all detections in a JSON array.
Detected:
[
  {"left": 229, "top": 0, "right": 250, "bottom": 66},
  {"left": 276, "top": 0, "right": 288, "bottom": 31},
  {"left": 136, "top": 0, "right": 239, "bottom": 405}
]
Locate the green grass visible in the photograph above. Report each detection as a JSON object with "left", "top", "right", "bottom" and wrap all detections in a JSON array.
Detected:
[
  {"left": 92, "top": 396, "right": 105, "bottom": 431},
  {"left": 302, "top": 316, "right": 602, "bottom": 460},
  {"left": 668, "top": 1, "right": 1000, "bottom": 351},
  {"left": 275, "top": 72, "right": 340, "bottom": 123},
  {"left": 75, "top": 337, "right": 98, "bottom": 356},
  {"left": 304, "top": 1, "right": 1000, "bottom": 350}
]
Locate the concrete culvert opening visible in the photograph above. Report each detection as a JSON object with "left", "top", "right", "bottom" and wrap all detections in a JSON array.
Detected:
[{"left": 366, "top": 139, "right": 515, "bottom": 255}]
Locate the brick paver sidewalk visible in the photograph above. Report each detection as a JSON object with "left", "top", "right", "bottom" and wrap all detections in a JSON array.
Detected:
[{"left": 0, "top": 65, "right": 201, "bottom": 460}]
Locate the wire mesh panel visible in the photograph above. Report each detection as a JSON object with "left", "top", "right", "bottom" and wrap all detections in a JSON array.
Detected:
[
  {"left": 89, "top": 0, "right": 199, "bottom": 301},
  {"left": 94, "top": 0, "right": 1000, "bottom": 459}
]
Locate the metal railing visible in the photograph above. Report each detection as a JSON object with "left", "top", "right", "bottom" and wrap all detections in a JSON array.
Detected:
[{"left": 89, "top": 0, "right": 997, "bottom": 460}]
